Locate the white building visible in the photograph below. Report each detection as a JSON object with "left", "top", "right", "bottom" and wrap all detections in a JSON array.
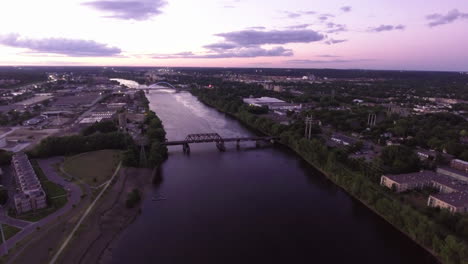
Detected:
[{"left": 243, "top": 97, "right": 302, "bottom": 111}]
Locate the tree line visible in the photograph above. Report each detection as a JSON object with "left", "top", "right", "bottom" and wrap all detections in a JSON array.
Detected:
[{"left": 191, "top": 84, "right": 467, "bottom": 264}]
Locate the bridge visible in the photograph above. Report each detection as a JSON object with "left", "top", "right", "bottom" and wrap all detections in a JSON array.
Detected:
[
  {"left": 136, "top": 82, "right": 177, "bottom": 90},
  {"left": 162, "top": 133, "right": 278, "bottom": 153}
]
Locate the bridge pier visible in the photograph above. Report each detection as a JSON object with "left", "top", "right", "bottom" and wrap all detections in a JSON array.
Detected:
[
  {"left": 182, "top": 143, "right": 190, "bottom": 154},
  {"left": 236, "top": 139, "right": 240, "bottom": 150},
  {"left": 216, "top": 141, "right": 226, "bottom": 152}
]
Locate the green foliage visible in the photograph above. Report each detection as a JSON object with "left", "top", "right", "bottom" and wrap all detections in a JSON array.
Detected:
[
  {"left": 0, "top": 150, "right": 12, "bottom": 165},
  {"left": 246, "top": 105, "right": 269, "bottom": 114},
  {"left": 380, "top": 145, "right": 421, "bottom": 174},
  {"left": 126, "top": 188, "right": 141, "bottom": 208},
  {"left": 81, "top": 120, "right": 118, "bottom": 136},
  {"left": 29, "top": 132, "right": 133, "bottom": 158},
  {"left": 0, "top": 189, "right": 8, "bottom": 205}
]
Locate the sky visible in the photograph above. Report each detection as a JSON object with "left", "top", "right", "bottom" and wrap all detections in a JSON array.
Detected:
[{"left": 0, "top": 0, "right": 468, "bottom": 71}]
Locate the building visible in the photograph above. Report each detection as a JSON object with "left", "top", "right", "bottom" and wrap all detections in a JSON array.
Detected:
[
  {"left": 381, "top": 170, "right": 468, "bottom": 213},
  {"left": 23, "top": 115, "right": 47, "bottom": 126},
  {"left": 330, "top": 133, "right": 358, "bottom": 147},
  {"left": 437, "top": 167, "right": 468, "bottom": 183},
  {"left": 11, "top": 153, "right": 47, "bottom": 214},
  {"left": 451, "top": 159, "right": 468, "bottom": 172},
  {"left": 428, "top": 192, "right": 468, "bottom": 213},
  {"left": 380, "top": 171, "right": 437, "bottom": 193},
  {"left": 243, "top": 97, "right": 302, "bottom": 111}
]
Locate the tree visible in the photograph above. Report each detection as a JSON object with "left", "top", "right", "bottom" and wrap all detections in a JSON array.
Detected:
[{"left": 380, "top": 145, "right": 421, "bottom": 174}]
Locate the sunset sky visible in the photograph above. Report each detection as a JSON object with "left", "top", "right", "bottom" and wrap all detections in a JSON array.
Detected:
[{"left": 1, "top": 0, "right": 467, "bottom": 71}]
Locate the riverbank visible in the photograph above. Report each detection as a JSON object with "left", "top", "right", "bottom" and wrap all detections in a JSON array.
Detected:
[
  {"left": 54, "top": 167, "right": 153, "bottom": 264},
  {"left": 192, "top": 93, "right": 451, "bottom": 263}
]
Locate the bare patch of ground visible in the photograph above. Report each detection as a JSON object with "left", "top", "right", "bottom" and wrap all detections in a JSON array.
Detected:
[{"left": 56, "top": 167, "right": 153, "bottom": 264}]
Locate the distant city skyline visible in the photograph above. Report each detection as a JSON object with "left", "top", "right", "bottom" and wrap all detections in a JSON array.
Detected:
[{"left": 1, "top": 0, "right": 468, "bottom": 71}]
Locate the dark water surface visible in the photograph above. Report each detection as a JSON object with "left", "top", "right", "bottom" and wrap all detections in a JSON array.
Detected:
[{"left": 112, "top": 90, "right": 437, "bottom": 264}]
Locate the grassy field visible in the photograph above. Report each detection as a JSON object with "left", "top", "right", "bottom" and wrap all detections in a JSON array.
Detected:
[
  {"left": 1, "top": 224, "right": 21, "bottom": 243},
  {"left": 63, "top": 150, "right": 121, "bottom": 187}
]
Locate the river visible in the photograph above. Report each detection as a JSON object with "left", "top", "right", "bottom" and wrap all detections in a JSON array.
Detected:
[{"left": 111, "top": 88, "right": 438, "bottom": 264}]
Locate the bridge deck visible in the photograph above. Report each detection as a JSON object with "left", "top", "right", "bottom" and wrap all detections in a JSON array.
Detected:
[{"left": 162, "top": 136, "right": 277, "bottom": 146}]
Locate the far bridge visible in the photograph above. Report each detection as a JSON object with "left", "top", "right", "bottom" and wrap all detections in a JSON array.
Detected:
[{"left": 162, "top": 133, "right": 278, "bottom": 153}]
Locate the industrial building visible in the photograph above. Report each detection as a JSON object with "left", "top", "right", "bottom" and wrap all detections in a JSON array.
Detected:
[
  {"left": 243, "top": 97, "right": 302, "bottom": 111},
  {"left": 11, "top": 153, "right": 47, "bottom": 214},
  {"left": 381, "top": 170, "right": 468, "bottom": 213}
]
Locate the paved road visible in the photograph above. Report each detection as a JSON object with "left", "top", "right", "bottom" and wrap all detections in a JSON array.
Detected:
[{"left": 0, "top": 157, "right": 82, "bottom": 257}]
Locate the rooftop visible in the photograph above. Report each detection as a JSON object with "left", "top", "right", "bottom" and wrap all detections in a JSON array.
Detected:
[
  {"left": 384, "top": 171, "right": 438, "bottom": 185},
  {"left": 431, "top": 192, "right": 468, "bottom": 207}
]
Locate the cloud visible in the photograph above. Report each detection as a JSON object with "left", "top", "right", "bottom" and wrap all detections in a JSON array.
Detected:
[
  {"left": 285, "top": 59, "right": 374, "bottom": 64},
  {"left": 286, "top": 24, "right": 313, "bottom": 29},
  {"left": 317, "top": 54, "right": 341, "bottom": 58},
  {"left": 318, "top": 14, "right": 335, "bottom": 21},
  {"left": 0, "top": 33, "right": 121, "bottom": 57},
  {"left": 341, "top": 6, "right": 352, "bottom": 12},
  {"left": 369, "top": 24, "right": 405, "bottom": 32},
  {"left": 246, "top": 26, "right": 266, "bottom": 30},
  {"left": 326, "top": 22, "right": 347, "bottom": 33},
  {"left": 153, "top": 46, "right": 293, "bottom": 59},
  {"left": 154, "top": 28, "right": 324, "bottom": 60},
  {"left": 203, "top": 42, "right": 238, "bottom": 50},
  {"left": 215, "top": 29, "right": 325, "bottom": 45},
  {"left": 82, "top": 0, "right": 167, "bottom": 20},
  {"left": 282, "top": 10, "right": 316, "bottom": 18},
  {"left": 324, "top": 38, "right": 347, "bottom": 45},
  {"left": 426, "top": 9, "right": 468, "bottom": 27}
]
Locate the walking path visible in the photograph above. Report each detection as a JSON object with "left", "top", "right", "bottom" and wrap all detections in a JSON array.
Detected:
[
  {"left": 0, "top": 157, "right": 83, "bottom": 257},
  {"left": 49, "top": 161, "right": 122, "bottom": 264}
]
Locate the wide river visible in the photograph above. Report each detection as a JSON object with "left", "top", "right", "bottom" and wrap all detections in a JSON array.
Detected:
[{"left": 111, "top": 88, "right": 438, "bottom": 264}]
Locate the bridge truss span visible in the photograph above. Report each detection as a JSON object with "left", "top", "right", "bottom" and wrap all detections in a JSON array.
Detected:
[
  {"left": 162, "top": 133, "right": 278, "bottom": 153},
  {"left": 185, "top": 133, "right": 224, "bottom": 143}
]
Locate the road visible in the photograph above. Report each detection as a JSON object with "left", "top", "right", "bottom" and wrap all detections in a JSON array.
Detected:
[{"left": 0, "top": 157, "right": 83, "bottom": 257}]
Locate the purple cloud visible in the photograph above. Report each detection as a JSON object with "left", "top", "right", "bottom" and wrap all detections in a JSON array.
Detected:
[
  {"left": 286, "top": 58, "right": 374, "bottom": 64},
  {"left": 282, "top": 10, "right": 316, "bottom": 19},
  {"left": 341, "top": 6, "right": 352, "bottom": 12},
  {"left": 203, "top": 42, "right": 238, "bottom": 50},
  {"left": 426, "top": 9, "right": 468, "bottom": 27},
  {"left": 318, "top": 14, "right": 335, "bottom": 21},
  {"left": 83, "top": 0, "right": 167, "bottom": 20},
  {"left": 153, "top": 46, "right": 293, "bottom": 59},
  {"left": 326, "top": 22, "right": 348, "bottom": 33},
  {"left": 286, "top": 24, "right": 313, "bottom": 29},
  {"left": 369, "top": 24, "right": 406, "bottom": 32},
  {"left": 324, "top": 38, "right": 348, "bottom": 45},
  {"left": 0, "top": 33, "right": 121, "bottom": 57},
  {"left": 215, "top": 29, "right": 325, "bottom": 45}
]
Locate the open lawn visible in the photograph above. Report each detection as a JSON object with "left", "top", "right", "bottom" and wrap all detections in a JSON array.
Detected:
[
  {"left": 1, "top": 224, "right": 21, "bottom": 243},
  {"left": 63, "top": 150, "right": 121, "bottom": 187}
]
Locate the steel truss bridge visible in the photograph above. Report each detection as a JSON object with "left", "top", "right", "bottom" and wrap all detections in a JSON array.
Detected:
[{"left": 161, "top": 133, "right": 277, "bottom": 153}]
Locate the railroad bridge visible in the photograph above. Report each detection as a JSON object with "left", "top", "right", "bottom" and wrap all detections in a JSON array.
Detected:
[{"left": 161, "top": 133, "right": 277, "bottom": 153}]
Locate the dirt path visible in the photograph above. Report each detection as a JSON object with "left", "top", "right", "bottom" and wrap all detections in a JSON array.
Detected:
[{"left": 56, "top": 167, "right": 153, "bottom": 264}]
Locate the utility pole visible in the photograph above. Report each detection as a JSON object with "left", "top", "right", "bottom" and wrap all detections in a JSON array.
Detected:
[
  {"left": 367, "top": 113, "right": 377, "bottom": 127},
  {"left": 304, "top": 116, "right": 313, "bottom": 140}
]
